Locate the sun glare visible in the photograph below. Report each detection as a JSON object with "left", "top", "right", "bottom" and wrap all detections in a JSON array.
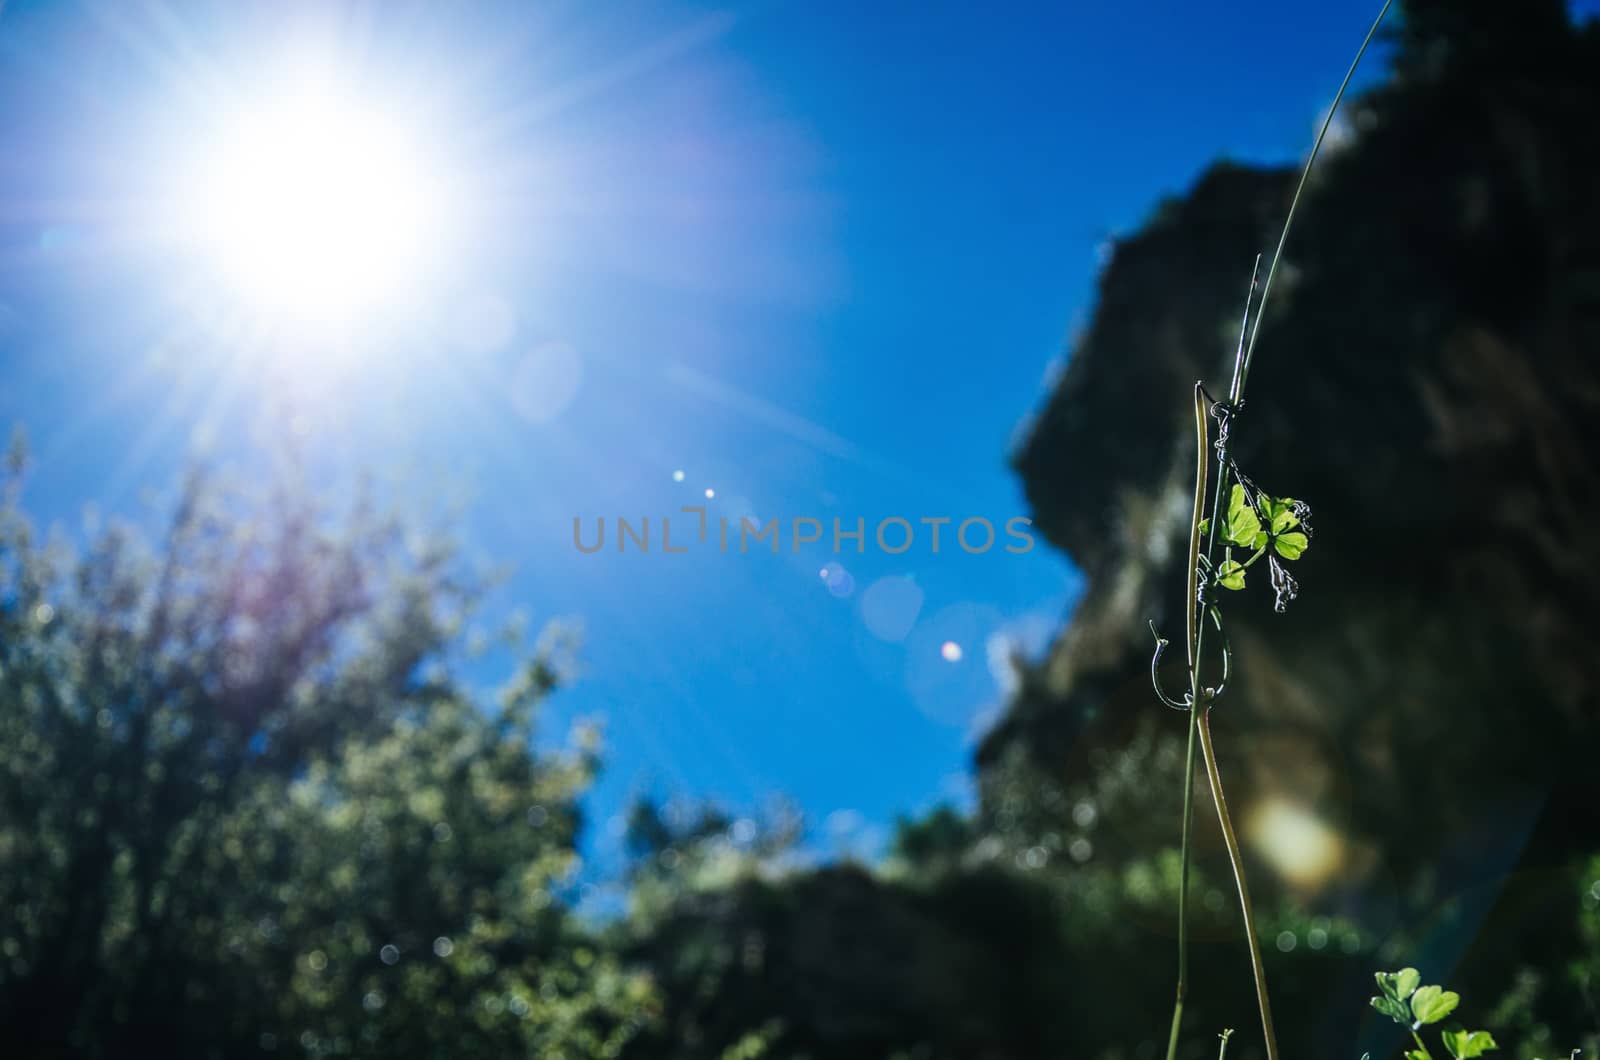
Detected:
[{"left": 195, "top": 87, "right": 446, "bottom": 324}]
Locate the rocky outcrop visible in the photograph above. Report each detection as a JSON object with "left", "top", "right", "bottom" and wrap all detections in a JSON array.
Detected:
[{"left": 990, "top": 0, "right": 1600, "bottom": 948}]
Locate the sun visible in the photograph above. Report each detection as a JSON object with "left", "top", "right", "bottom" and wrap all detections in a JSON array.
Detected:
[{"left": 195, "top": 85, "right": 447, "bottom": 325}]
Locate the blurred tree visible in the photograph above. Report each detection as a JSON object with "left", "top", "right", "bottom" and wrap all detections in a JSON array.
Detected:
[{"left": 0, "top": 441, "right": 653, "bottom": 1058}]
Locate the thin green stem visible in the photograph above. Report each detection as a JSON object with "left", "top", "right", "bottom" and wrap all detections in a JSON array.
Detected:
[
  {"left": 1237, "top": 0, "right": 1395, "bottom": 401},
  {"left": 1218, "top": 1029, "right": 1236, "bottom": 1060},
  {"left": 1165, "top": 705, "right": 1199, "bottom": 1060},
  {"left": 1410, "top": 1029, "right": 1437, "bottom": 1060},
  {"left": 1198, "top": 711, "right": 1279, "bottom": 1060},
  {"left": 1186, "top": 384, "right": 1210, "bottom": 670},
  {"left": 1167, "top": 385, "right": 1213, "bottom": 1060},
  {"left": 1165, "top": 972, "right": 1186, "bottom": 1060}
]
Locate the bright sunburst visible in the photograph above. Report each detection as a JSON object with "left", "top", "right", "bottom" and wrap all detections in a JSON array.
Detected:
[{"left": 194, "top": 83, "right": 447, "bottom": 325}]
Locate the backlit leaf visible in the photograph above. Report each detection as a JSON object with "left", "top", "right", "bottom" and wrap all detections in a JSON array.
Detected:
[
  {"left": 1377, "top": 968, "right": 1421, "bottom": 1002},
  {"left": 1411, "top": 985, "right": 1460, "bottom": 1025},
  {"left": 1441, "top": 1027, "right": 1498, "bottom": 1059},
  {"left": 1371, "top": 995, "right": 1410, "bottom": 1024},
  {"left": 1274, "top": 532, "right": 1308, "bottom": 560},
  {"left": 1226, "top": 506, "right": 1262, "bottom": 548}
]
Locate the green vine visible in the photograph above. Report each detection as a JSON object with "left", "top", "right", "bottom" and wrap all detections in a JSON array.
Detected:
[{"left": 1151, "top": 3, "right": 1393, "bottom": 1058}]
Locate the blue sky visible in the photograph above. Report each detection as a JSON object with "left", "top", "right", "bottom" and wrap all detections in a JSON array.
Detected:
[{"left": 0, "top": 0, "right": 1404, "bottom": 878}]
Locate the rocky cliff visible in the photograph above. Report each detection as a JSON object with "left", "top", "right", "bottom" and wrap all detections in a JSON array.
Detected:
[{"left": 989, "top": 0, "right": 1600, "bottom": 1012}]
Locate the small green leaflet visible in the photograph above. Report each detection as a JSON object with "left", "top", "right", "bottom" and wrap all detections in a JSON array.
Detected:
[
  {"left": 1217, "top": 556, "right": 1246, "bottom": 591},
  {"left": 1274, "top": 532, "right": 1308, "bottom": 560},
  {"left": 1371, "top": 996, "right": 1410, "bottom": 1024},
  {"left": 1410, "top": 985, "right": 1460, "bottom": 1025},
  {"left": 1224, "top": 484, "right": 1263, "bottom": 547},
  {"left": 1372, "top": 968, "right": 1421, "bottom": 1024},
  {"left": 1379, "top": 968, "right": 1421, "bottom": 1001},
  {"left": 1441, "top": 1027, "right": 1498, "bottom": 1059},
  {"left": 1223, "top": 483, "right": 1309, "bottom": 559}
]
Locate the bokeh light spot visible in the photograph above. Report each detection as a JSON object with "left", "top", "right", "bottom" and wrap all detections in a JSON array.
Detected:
[
  {"left": 1247, "top": 798, "right": 1345, "bottom": 888},
  {"left": 860, "top": 575, "right": 924, "bottom": 642},
  {"left": 820, "top": 562, "right": 855, "bottom": 598},
  {"left": 509, "top": 342, "right": 583, "bottom": 423}
]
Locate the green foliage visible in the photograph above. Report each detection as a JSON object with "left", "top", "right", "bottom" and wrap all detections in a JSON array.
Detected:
[
  {"left": 1374, "top": 995, "right": 1414, "bottom": 1024},
  {"left": 717, "top": 1021, "right": 784, "bottom": 1060},
  {"left": 1378, "top": 968, "right": 1423, "bottom": 1004},
  {"left": 1217, "top": 554, "right": 1248, "bottom": 590},
  {"left": 1441, "top": 1028, "right": 1499, "bottom": 1059},
  {"left": 1273, "top": 532, "right": 1308, "bottom": 560},
  {"left": 1212, "top": 483, "right": 1309, "bottom": 592},
  {"left": 1224, "top": 483, "right": 1268, "bottom": 550},
  {"left": 0, "top": 453, "right": 654, "bottom": 1058},
  {"left": 1371, "top": 968, "right": 1495, "bottom": 1060},
  {"left": 1412, "top": 986, "right": 1462, "bottom": 1026}
]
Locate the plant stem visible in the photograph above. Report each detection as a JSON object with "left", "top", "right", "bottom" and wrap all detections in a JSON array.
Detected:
[
  {"left": 1165, "top": 704, "right": 1199, "bottom": 1060},
  {"left": 1410, "top": 1029, "right": 1437, "bottom": 1060},
  {"left": 1237, "top": 0, "right": 1395, "bottom": 400},
  {"left": 1198, "top": 709, "right": 1279, "bottom": 1060},
  {"left": 1186, "top": 384, "right": 1211, "bottom": 672},
  {"left": 1166, "top": 386, "right": 1214, "bottom": 1060}
]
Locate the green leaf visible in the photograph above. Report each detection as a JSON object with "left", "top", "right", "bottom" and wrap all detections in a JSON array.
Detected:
[
  {"left": 1441, "top": 1027, "right": 1498, "bottom": 1059},
  {"left": 1371, "top": 995, "right": 1410, "bottom": 1024},
  {"left": 1198, "top": 518, "right": 1210, "bottom": 537},
  {"left": 1274, "top": 532, "right": 1309, "bottom": 560},
  {"left": 1217, "top": 558, "right": 1246, "bottom": 591},
  {"left": 1411, "top": 985, "right": 1460, "bottom": 1025},
  {"left": 1252, "top": 530, "right": 1270, "bottom": 550},
  {"left": 1226, "top": 506, "right": 1262, "bottom": 548},
  {"left": 1377, "top": 968, "right": 1422, "bottom": 1002},
  {"left": 1228, "top": 483, "right": 1247, "bottom": 523},
  {"left": 1408, "top": 1051, "right": 1431, "bottom": 1060},
  {"left": 1271, "top": 506, "right": 1299, "bottom": 533}
]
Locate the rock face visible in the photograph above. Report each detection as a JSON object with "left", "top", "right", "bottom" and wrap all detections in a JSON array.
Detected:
[{"left": 990, "top": 0, "right": 1600, "bottom": 1009}]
